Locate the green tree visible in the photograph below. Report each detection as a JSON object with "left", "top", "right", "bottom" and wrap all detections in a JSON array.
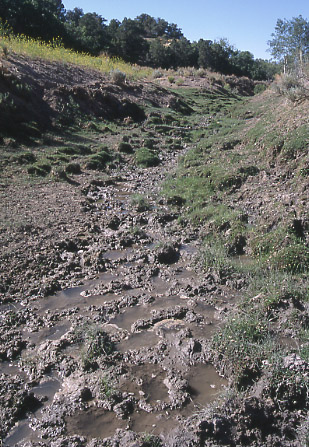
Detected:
[
  {"left": 230, "top": 51, "right": 255, "bottom": 77},
  {"left": 147, "top": 39, "right": 170, "bottom": 68},
  {"left": 0, "top": 0, "right": 66, "bottom": 41},
  {"left": 65, "top": 9, "right": 108, "bottom": 55},
  {"left": 169, "top": 37, "right": 196, "bottom": 67},
  {"left": 268, "top": 16, "right": 309, "bottom": 71},
  {"left": 108, "top": 18, "right": 149, "bottom": 63}
]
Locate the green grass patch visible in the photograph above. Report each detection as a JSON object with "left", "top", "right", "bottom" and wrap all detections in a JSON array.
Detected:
[{"left": 135, "top": 147, "right": 160, "bottom": 167}]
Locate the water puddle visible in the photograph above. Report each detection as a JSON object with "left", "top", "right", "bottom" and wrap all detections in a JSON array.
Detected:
[
  {"left": 185, "top": 364, "right": 227, "bottom": 408},
  {"left": 31, "top": 377, "right": 61, "bottom": 400},
  {"left": 120, "top": 364, "right": 169, "bottom": 404},
  {"left": 102, "top": 248, "right": 134, "bottom": 261},
  {"left": 279, "top": 336, "right": 299, "bottom": 349},
  {"left": 4, "top": 420, "right": 40, "bottom": 447},
  {"left": 130, "top": 410, "right": 177, "bottom": 435},
  {"left": 116, "top": 331, "right": 158, "bottom": 352},
  {"left": 2, "top": 379, "right": 59, "bottom": 447},
  {"left": 151, "top": 295, "right": 184, "bottom": 310},
  {"left": 0, "top": 361, "right": 27, "bottom": 379},
  {"left": 109, "top": 305, "right": 148, "bottom": 332},
  {"left": 38, "top": 279, "right": 119, "bottom": 313},
  {"left": 180, "top": 244, "right": 198, "bottom": 256},
  {"left": 149, "top": 276, "right": 170, "bottom": 294},
  {"left": 24, "top": 322, "right": 72, "bottom": 344},
  {"left": 66, "top": 408, "right": 128, "bottom": 440}
]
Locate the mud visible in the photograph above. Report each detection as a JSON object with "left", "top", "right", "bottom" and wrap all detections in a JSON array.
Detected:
[
  {"left": 1, "top": 55, "right": 307, "bottom": 447},
  {"left": 1, "top": 102, "right": 229, "bottom": 445}
]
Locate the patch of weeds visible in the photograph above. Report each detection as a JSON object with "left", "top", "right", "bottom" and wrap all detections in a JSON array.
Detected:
[
  {"left": 10, "top": 79, "right": 32, "bottom": 99},
  {"left": 0, "top": 43, "right": 9, "bottom": 58},
  {"left": 269, "top": 242, "right": 309, "bottom": 274},
  {"left": 254, "top": 84, "right": 267, "bottom": 95},
  {"left": 263, "top": 350, "right": 309, "bottom": 410},
  {"left": 250, "top": 226, "right": 309, "bottom": 273},
  {"left": 280, "top": 125, "right": 309, "bottom": 159},
  {"left": 141, "top": 433, "right": 162, "bottom": 447},
  {"left": 86, "top": 149, "right": 112, "bottom": 170},
  {"left": 202, "top": 241, "right": 233, "bottom": 274},
  {"left": 65, "top": 162, "right": 81, "bottom": 175},
  {"left": 143, "top": 138, "right": 156, "bottom": 149},
  {"left": 299, "top": 163, "right": 309, "bottom": 178},
  {"left": 131, "top": 194, "right": 151, "bottom": 212},
  {"left": 211, "top": 310, "right": 272, "bottom": 388},
  {"left": 12, "top": 152, "right": 36, "bottom": 165},
  {"left": 99, "top": 374, "right": 116, "bottom": 399},
  {"left": 75, "top": 324, "right": 114, "bottom": 371},
  {"left": 28, "top": 163, "right": 51, "bottom": 176},
  {"left": 135, "top": 147, "right": 160, "bottom": 167},
  {"left": 118, "top": 141, "right": 133, "bottom": 154},
  {"left": 56, "top": 96, "right": 82, "bottom": 125},
  {"left": 247, "top": 269, "right": 308, "bottom": 313},
  {"left": 0, "top": 92, "right": 17, "bottom": 113},
  {"left": 57, "top": 146, "right": 81, "bottom": 156}
]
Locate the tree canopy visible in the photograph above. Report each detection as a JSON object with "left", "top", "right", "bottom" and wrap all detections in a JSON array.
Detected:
[{"left": 268, "top": 15, "right": 309, "bottom": 70}]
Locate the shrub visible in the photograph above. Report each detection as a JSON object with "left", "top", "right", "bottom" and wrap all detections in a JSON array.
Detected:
[
  {"left": 168, "top": 76, "right": 175, "bottom": 84},
  {"left": 28, "top": 163, "right": 51, "bottom": 176},
  {"left": 0, "top": 43, "right": 8, "bottom": 58},
  {"left": 254, "top": 84, "right": 267, "bottom": 95},
  {"left": 273, "top": 73, "right": 309, "bottom": 103},
  {"left": 110, "top": 69, "right": 126, "bottom": 85},
  {"left": 65, "top": 163, "right": 81, "bottom": 174},
  {"left": 86, "top": 149, "right": 112, "bottom": 170},
  {"left": 135, "top": 147, "right": 160, "bottom": 167},
  {"left": 118, "top": 142, "right": 133, "bottom": 154},
  {"left": 12, "top": 152, "right": 36, "bottom": 165},
  {"left": 152, "top": 69, "right": 164, "bottom": 79}
]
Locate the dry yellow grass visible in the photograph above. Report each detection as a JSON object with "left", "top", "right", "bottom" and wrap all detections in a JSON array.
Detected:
[{"left": 0, "top": 35, "right": 152, "bottom": 80}]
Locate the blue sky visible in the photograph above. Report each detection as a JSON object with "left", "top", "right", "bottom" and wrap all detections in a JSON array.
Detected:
[{"left": 62, "top": 0, "right": 308, "bottom": 60}]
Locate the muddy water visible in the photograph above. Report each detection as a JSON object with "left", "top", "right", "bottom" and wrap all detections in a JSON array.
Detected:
[
  {"left": 2, "top": 162, "right": 228, "bottom": 445},
  {"left": 66, "top": 363, "right": 227, "bottom": 440},
  {"left": 4, "top": 421, "right": 41, "bottom": 447},
  {"left": 185, "top": 364, "right": 227, "bottom": 407},
  {"left": 66, "top": 408, "right": 128, "bottom": 440},
  {"left": 116, "top": 330, "right": 159, "bottom": 352},
  {"left": 3, "top": 378, "right": 60, "bottom": 447}
]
